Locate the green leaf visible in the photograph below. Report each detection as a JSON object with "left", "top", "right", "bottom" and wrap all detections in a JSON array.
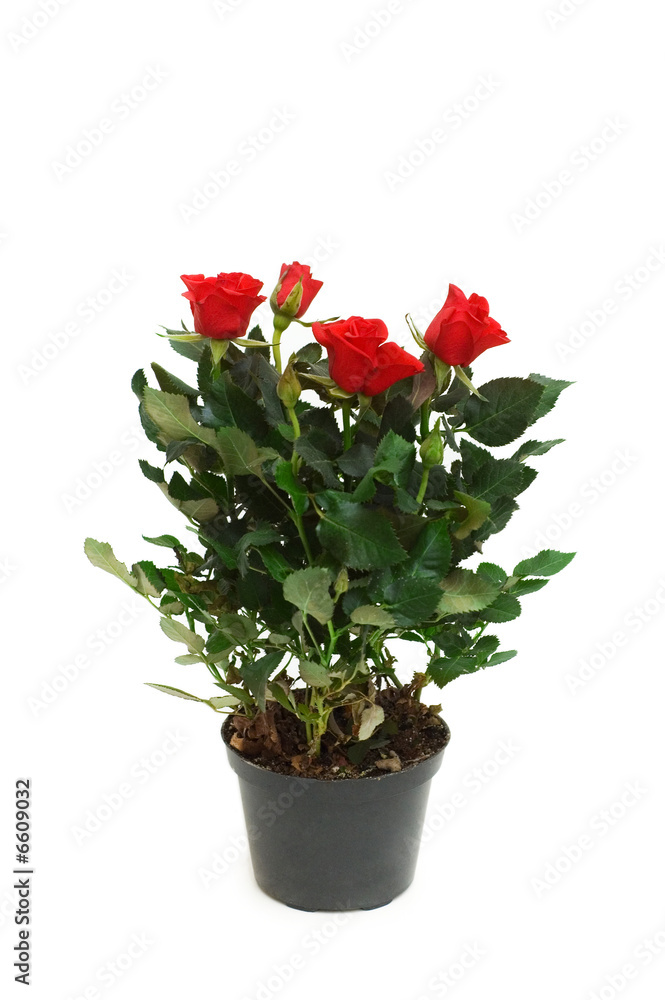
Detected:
[
  {"left": 258, "top": 546, "right": 293, "bottom": 583},
  {"left": 283, "top": 567, "right": 334, "bottom": 624},
  {"left": 151, "top": 363, "right": 199, "bottom": 400},
  {"left": 507, "top": 577, "right": 549, "bottom": 597},
  {"left": 274, "top": 460, "right": 309, "bottom": 515},
  {"left": 428, "top": 655, "right": 481, "bottom": 687},
  {"left": 316, "top": 492, "right": 407, "bottom": 570},
  {"left": 512, "top": 439, "right": 564, "bottom": 461},
  {"left": 143, "top": 533, "right": 184, "bottom": 551},
  {"left": 373, "top": 431, "right": 416, "bottom": 488},
  {"left": 385, "top": 577, "right": 443, "bottom": 627},
  {"left": 174, "top": 654, "right": 203, "bottom": 665},
  {"left": 294, "top": 436, "right": 339, "bottom": 488},
  {"left": 487, "top": 650, "right": 518, "bottom": 666},
  {"left": 138, "top": 459, "right": 165, "bottom": 484},
  {"left": 513, "top": 550, "right": 575, "bottom": 577},
  {"left": 210, "top": 614, "right": 259, "bottom": 646},
  {"left": 350, "top": 606, "right": 395, "bottom": 628},
  {"left": 216, "top": 426, "right": 278, "bottom": 477},
  {"left": 268, "top": 682, "right": 298, "bottom": 715},
  {"left": 470, "top": 458, "right": 526, "bottom": 502},
  {"left": 406, "top": 519, "right": 452, "bottom": 578},
  {"left": 143, "top": 389, "right": 219, "bottom": 449},
  {"left": 528, "top": 374, "right": 573, "bottom": 424},
  {"left": 299, "top": 659, "right": 331, "bottom": 687},
  {"left": 438, "top": 569, "right": 501, "bottom": 615},
  {"left": 145, "top": 683, "right": 205, "bottom": 702},
  {"left": 462, "top": 378, "right": 544, "bottom": 446},
  {"left": 476, "top": 562, "right": 507, "bottom": 586},
  {"left": 453, "top": 491, "right": 492, "bottom": 540},
  {"left": 131, "top": 369, "right": 148, "bottom": 401},
  {"left": 240, "top": 651, "right": 284, "bottom": 712},
  {"left": 473, "top": 635, "right": 500, "bottom": 659},
  {"left": 132, "top": 560, "right": 165, "bottom": 598},
  {"left": 160, "top": 616, "right": 205, "bottom": 654},
  {"left": 483, "top": 593, "right": 522, "bottom": 623},
  {"left": 208, "top": 695, "right": 241, "bottom": 711},
  {"left": 84, "top": 538, "right": 137, "bottom": 588},
  {"left": 158, "top": 483, "right": 219, "bottom": 522}
]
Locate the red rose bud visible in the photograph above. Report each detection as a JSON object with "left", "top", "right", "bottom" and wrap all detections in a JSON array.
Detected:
[
  {"left": 271, "top": 262, "right": 323, "bottom": 320},
  {"left": 181, "top": 271, "right": 266, "bottom": 339},
  {"left": 424, "top": 284, "right": 510, "bottom": 367},
  {"left": 312, "top": 316, "right": 424, "bottom": 397}
]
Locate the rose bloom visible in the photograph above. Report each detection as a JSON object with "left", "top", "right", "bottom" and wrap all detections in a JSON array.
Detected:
[
  {"left": 273, "top": 262, "right": 323, "bottom": 319},
  {"left": 181, "top": 271, "right": 266, "bottom": 339},
  {"left": 424, "top": 284, "right": 509, "bottom": 366},
  {"left": 313, "top": 316, "right": 424, "bottom": 396}
]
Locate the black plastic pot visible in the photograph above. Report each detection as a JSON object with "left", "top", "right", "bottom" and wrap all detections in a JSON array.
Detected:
[{"left": 223, "top": 719, "right": 450, "bottom": 911}]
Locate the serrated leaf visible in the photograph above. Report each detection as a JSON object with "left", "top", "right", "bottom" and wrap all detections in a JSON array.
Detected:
[
  {"left": 143, "top": 389, "right": 219, "bottom": 449},
  {"left": 385, "top": 577, "right": 443, "bottom": 627},
  {"left": 507, "top": 577, "right": 549, "bottom": 597},
  {"left": 131, "top": 369, "right": 148, "bottom": 401},
  {"left": 471, "top": 458, "right": 526, "bottom": 502},
  {"left": 151, "top": 363, "right": 199, "bottom": 400},
  {"left": 316, "top": 492, "right": 407, "bottom": 570},
  {"left": 528, "top": 374, "right": 573, "bottom": 424},
  {"left": 428, "top": 655, "right": 481, "bottom": 687},
  {"left": 514, "top": 549, "right": 575, "bottom": 577},
  {"left": 483, "top": 593, "right": 522, "bottom": 623},
  {"left": 476, "top": 562, "right": 507, "bottom": 586},
  {"left": 143, "top": 533, "right": 184, "bottom": 551},
  {"left": 453, "top": 491, "right": 492, "bottom": 540},
  {"left": 487, "top": 650, "right": 518, "bottom": 666},
  {"left": 512, "top": 439, "right": 564, "bottom": 461},
  {"left": 462, "top": 378, "right": 544, "bottom": 446},
  {"left": 138, "top": 459, "right": 165, "bottom": 484},
  {"left": 351, "top": 605, "right": 395, "bottom": 628},
  {"left": 84, "top": 538, "right": 137, "bottom": 588},
  {"left": 157, "top": 482, "right": 219, "bottom": 522},
  {"left": 294, "top": 436, "right": 339, "bottom": 488},
  {"left": 160, "top": 616, "right": 205, "bottom": 654},
  {"left": 438, "top": 569, "right": 501, "bottom": 615},
  {"left": 216, "top": 426, "right": 278, "bottom": 477},
  {"left": 283, "top": 567, "right": 334, "bottom": 624},
  {"left": 274, "top": 460, "right": 309, "bottom": 516},
  {"left": 406, "top": 519, "right": 452, "bottom": 578},
  {"left": 299, "top": 659, "right": 331, "bottom": 687},
  {"left": 240, "top": 651, "right": 284, "bottom": 712},
  {"left": 132, "top": 560, "right": 165, "bottom": 597}
]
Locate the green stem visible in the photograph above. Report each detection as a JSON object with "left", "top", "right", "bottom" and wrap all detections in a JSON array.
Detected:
[
  {"left": 272, "top": 325, "right": 283, "bottom": 374},
  {"left": 420, "top": 399, "right": 430, "bottom": 439},
  {"left": 416, "top": 467, "right": 430, "bottom": 505},
  {"left": 342, "top": 402, "right": 352, "bottom": 451}
]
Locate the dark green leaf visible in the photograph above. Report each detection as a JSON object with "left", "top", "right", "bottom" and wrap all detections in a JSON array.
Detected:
[
  {"left": 512, "top": 439, "right": 565, "bottom": 461},
  {"left": 240, "top": 651, "right": 285, "bottom": 712},
  {"left": 405, "top": 519, "right": 452, "bottom": 578},
  {"left": 138, "top": 459, "right": 165, "bottom": 484},
  {"left": 438, "top": 569, "right": 501, "bottom": 614},
  {"left": 274, "top": 460, "right": 309, "bottom": 515},
  {"left": 385, "top": 577, "right": 442, "bottom": 627},
  {"left": 216, "top": 427, "right": 278, "bottom": 477},
  {"left": 528, "top": 374, "right": 573, "bottom": 424},
  {"left": 151, "top": 363, "right": 199, "bottom": 400},
  {"left": 507, "top": 577, "right": 549, "bottom": 597},
  {"left": 131, "top": 369, "right": 148, "bottom": 401},
  {"left": 462, "top": 378, "right": 544, "bottom": 446},
  {"left": 316, "top": 492, "right": 407, "bottom": 570},
  {"left": 295, "top": 436, "right": 340, "bottom": 488},
  {"left": 483, "top": 593, "right": 522, "bottom": 623},
  {"left": 514, "top": 550, "right": 575, "bottom": 577}
]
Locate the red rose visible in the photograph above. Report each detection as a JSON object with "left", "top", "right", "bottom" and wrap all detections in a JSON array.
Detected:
[
  {"left": 180, "top": 272, "right": 266, "bottom": 339},
  {"left": 313, "top": 316, "right": 424, "bottom": 397},
  {"left": 272, "top": 262, "right": 323, "bottom": 319},
  {"left": 424, "top": 284, "right": 510, "bottom": 366}
]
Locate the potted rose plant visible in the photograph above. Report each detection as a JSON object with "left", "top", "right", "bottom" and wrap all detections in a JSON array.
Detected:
[{"left": 86, "top": 263, "right": 573, "bottom": 910}]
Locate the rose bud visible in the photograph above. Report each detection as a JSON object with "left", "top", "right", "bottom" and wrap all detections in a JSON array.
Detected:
[
  {"left": 312, "top": 317, "right": 424, "bottom": 397},
  {"left": 181, "top": 271, "right": 266, "bottom": 340},
  {"left": 270, "top": 262, "right": 323, "bottom": 320},
  {"left": 424, "top": 284, "right": 510, "bottom": 367},
  {"left": 276, "top": 361, "right": 302, "bottom": 410},
  {"left": 420, "top": 419, "right": 444, "bottom": 469}
]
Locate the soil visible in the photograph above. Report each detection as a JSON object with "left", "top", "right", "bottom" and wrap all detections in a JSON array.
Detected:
[{"left": 223, "top": 686, "right": 451, "bottom": 779}]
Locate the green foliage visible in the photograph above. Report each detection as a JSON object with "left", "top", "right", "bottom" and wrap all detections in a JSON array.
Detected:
[{"left": 84, "top": 299, "right": 574, "bottom": 758}]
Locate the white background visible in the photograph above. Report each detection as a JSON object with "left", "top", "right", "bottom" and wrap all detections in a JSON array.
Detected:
[{"left": 2, "top": 1, "right": 664, "bottom": 998}]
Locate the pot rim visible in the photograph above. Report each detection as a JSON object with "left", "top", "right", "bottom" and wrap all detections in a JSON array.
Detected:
[{"left": 221, "top": 713, "right": 451, "bottom": 789}]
